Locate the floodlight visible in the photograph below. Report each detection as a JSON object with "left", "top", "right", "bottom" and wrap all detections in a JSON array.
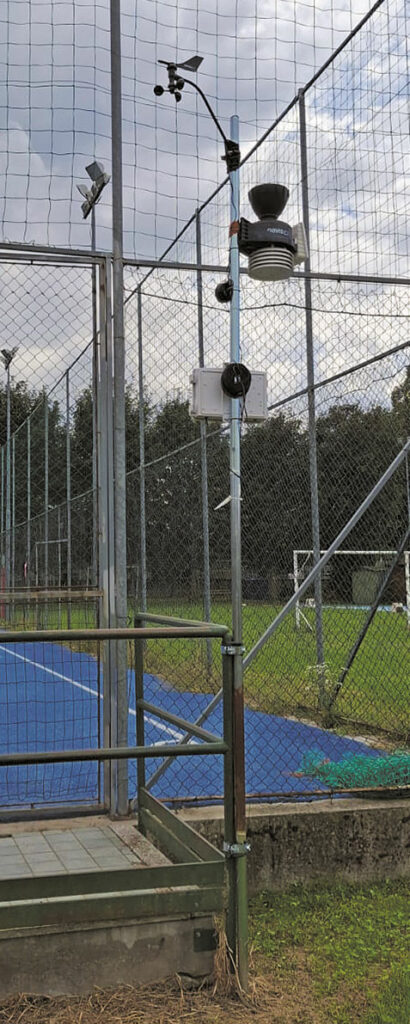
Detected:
[
  {"left": 1, "top": 347, "right": 18, "bottom": 370},
  {"left": 76, "top": 184, "right": 91, "bottom": 199},
  {"left": 237, "top": 183, "right": 308, "bottom": 281},
  {"left": 86, "top": 160, "right": 107, "bottom": 184},
  {"left": 77, "top": 160, "right": 111, "bottom": 219}
]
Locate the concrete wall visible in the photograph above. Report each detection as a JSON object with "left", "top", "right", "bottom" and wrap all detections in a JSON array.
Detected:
[
  {"left": 180, "top": 798, "right": 410, "bottom": 893},
  {"left": 0, "top": 914, "right": 216, "bottom": 996}
]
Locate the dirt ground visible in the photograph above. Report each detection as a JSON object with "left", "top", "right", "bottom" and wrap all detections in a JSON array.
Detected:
[{"left": 0, "top": 953, "right": 371, "bottom": 1024}]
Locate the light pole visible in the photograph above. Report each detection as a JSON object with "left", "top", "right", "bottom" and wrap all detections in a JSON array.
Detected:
[
  {"left": 1, "top": 347, "right": 18, "bottom": 613},
  {"left": 77, "top": 161, "right": 110, "bottom": 592}
]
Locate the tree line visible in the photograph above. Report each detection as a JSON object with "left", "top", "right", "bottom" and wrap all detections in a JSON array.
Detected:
[{"left": 0, "top": 365, "right": 409, "bottom": 599}]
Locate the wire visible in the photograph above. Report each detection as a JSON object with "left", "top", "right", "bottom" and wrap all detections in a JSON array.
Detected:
[{"left": 268, "top": 339, "right": 410, "bottom": 412}]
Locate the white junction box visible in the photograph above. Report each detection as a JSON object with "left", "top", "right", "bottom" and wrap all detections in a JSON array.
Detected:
[{"left": 190, "top": 367, "right": 268, "bottom": 422}]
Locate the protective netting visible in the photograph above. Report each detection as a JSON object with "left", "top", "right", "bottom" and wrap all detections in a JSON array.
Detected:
[
  {"left": 298, "top": 750, "right": 410, "bottom": 789},
  {"left": 123, "top": 0, "right": 409, "bottom": 802},
  {"left": 0, "top": 0, "right": 409, "bottom": 809},
  {"left": 1, "top": 0, "right": 379, "bottom": 255}
]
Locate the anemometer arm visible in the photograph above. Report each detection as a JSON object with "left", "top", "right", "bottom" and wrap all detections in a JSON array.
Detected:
[
  {"left": 181, "top": 78, "right": 240, "bottom": 172},
  {"left": 153, "top": 61, "right": 240, "bottom": 172}
]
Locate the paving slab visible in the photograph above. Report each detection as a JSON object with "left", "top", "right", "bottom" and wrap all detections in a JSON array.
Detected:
[{"left": 0, "top": 817, "right": 170, "bottom": 879}]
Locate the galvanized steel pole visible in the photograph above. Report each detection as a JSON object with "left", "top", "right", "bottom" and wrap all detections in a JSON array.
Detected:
[
  {"left": 299, "top": 90, "right": 325, "bottom": 701},
  {"left": 137, "top": 288, "right": 147, "bottom": 613},
  {"left": 11, "top": 434, "right": 15, "bottom": 595},
  {"left": 44, "top": 397, "right": 49, "bottom": 626},
  {"left": 91, "top": 205, "right": 98, "bottom": 592},
  {"left": 5, "top": 365, "right": 11, "bottom": 602},
  {"left": 110, "top": 0, "right": 128, "bottom": 815},
  {"left": 27, "top": 419, "right": 31, "bottom": 589},
  {"left": 229, "top": 114, "right": 248, "bottom": 991},
  {"left": 66, "top": 370, "right": 72, "bottom": 628},
  {"left": 195, "top": 209, "right": 212, "bottom": 675}
]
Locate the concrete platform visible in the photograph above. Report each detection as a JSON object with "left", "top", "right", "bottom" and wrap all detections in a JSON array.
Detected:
[
  {"left": 0, "top": 815, "right": 170, "bottom": 879},
  {"left": 0, "top": 804, "right": 225, "bottom": 996}
]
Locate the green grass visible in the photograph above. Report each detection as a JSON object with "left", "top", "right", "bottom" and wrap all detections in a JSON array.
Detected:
[
  {"left": 137, "top": 598, "right": 410, "bottom": 739},
  {"left": 250, "top": 879, "right": 410, "bottom": 1023},
  {"left": 5, "top": 596, "right": 410, "bottom": 740}
]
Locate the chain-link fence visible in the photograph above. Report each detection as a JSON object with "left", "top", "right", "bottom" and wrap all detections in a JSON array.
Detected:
[
  {"left": 123, "top": 0, "right": 410, "bottom": 802},
  {"left": 0, "top": 0, "right": 408, "bottom": 810},
  {"left": 0, "top": 254, "right": 104, "bottom": 809}
]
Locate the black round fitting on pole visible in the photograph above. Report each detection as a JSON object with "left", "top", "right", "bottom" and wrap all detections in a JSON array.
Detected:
[{"left": 221, "top": 363, "right": 252, "bottom": 399}]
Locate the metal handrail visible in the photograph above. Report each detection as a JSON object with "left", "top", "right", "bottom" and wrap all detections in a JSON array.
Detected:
[{"left": 0, "top": 625, "right": 228, "bottom": 642}]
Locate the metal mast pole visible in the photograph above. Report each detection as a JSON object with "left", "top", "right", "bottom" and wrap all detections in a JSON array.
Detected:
[
  {"left": 298, "top": 90, "right": 325, "bottom": 704},
  {"left": 195, "top": 209, "right": 212, "bottom": 674},
  {"left": 110, "top": 0, "right": 128, "bottom": 816},
  {"left": 228, "top": 114, "right": 248, "bottom": 990}
]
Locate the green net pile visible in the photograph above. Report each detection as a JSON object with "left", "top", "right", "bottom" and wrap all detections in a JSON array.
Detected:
[{"left": 298, "top": 750, "right": 410, "bottom": 789}]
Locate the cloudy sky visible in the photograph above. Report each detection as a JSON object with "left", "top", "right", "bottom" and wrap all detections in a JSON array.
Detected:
[{"left": 0, "top": 0, "right": 408, "bottom": 404}]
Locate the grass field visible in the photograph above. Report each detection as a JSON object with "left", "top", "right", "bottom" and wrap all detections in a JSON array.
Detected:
[
  {"left": 137, "top": 599, "right": 410, "bottom": 739},
  {"left": 5, "top": 596, "right": 410, "bottom": 740},
  {"left": 2, "top": 879, "right": 408, "bottom": 1023}
]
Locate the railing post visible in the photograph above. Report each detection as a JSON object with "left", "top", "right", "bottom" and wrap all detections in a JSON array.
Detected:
[
  {"left": 222, "top": 639, "right": 248, "bottom": 991},
  {"left": 134, "top": 614, "right": 146, "bottom": 828}
]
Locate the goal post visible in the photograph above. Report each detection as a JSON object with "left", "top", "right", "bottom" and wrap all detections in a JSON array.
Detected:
[{"left": 293, "top": 549, "right": 410, "bottom": 630}]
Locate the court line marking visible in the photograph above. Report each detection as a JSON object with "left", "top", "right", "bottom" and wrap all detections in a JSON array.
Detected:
[{"left": 0, "top": 643, "right": 183, "bottom": 741}]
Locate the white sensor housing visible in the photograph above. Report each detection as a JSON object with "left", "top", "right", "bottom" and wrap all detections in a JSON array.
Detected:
[{"left": 190, "top": 368, "right": 268, "bottom": 422}]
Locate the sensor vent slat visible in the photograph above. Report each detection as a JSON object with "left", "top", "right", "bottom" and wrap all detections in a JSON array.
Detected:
[{"left": 248, "top": 247, "right": 294, "bottom": 281}]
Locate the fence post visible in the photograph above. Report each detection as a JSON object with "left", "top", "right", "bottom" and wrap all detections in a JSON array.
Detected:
[
  {"left": 66, "top": 370, "right": 72, "bottom": 628},
  {"left": 137, "top": 288, "right": 147, "bottom": 614},
  {"left": 91, "top": 210, "right": 98, "bottom": 593},
  {"left": 27, "top": 419, "right": 31, "bottom": 590},
  {"left": 98, "top": 258, "right": 118, "bottom": 812},
  {"left": 0, "top": 446, "right": 4, "bottom": 609},
  {"left": 5, "top": 366, "right": 11, "bottom": 617},
  {"left": 298, "top": 89, "right": 325, "bottom": 701},
  {"left": 110, "top": 0, "right": 128, "bottom": 817},
  {"left": 44, "top": 397, "right": 49, "bottom": 627},
  {"left": 196, "top": 209, "right": 212, "bottom": 672},
  {"left": 405, "top": 442, "right": 410, "bottom": 628},
  {"left": 11, "top": 434, "right": 15, "bottom": 596}
]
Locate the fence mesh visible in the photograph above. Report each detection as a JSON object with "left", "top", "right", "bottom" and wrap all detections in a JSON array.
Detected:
[
  {"left": 123, "top": 0, "right": 410, "bottom": 801},
  {"left": 0, "top": 0, "right": 409, "bottom": 809}
]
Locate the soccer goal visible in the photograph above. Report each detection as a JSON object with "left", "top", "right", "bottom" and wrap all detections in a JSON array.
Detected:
[{"left": 293, "top": 549, "right": 410, "bottom": 630}]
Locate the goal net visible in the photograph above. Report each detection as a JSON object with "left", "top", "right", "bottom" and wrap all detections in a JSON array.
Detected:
[{"left": 293, "top": 549, "right": 410, "bottom": 629}]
